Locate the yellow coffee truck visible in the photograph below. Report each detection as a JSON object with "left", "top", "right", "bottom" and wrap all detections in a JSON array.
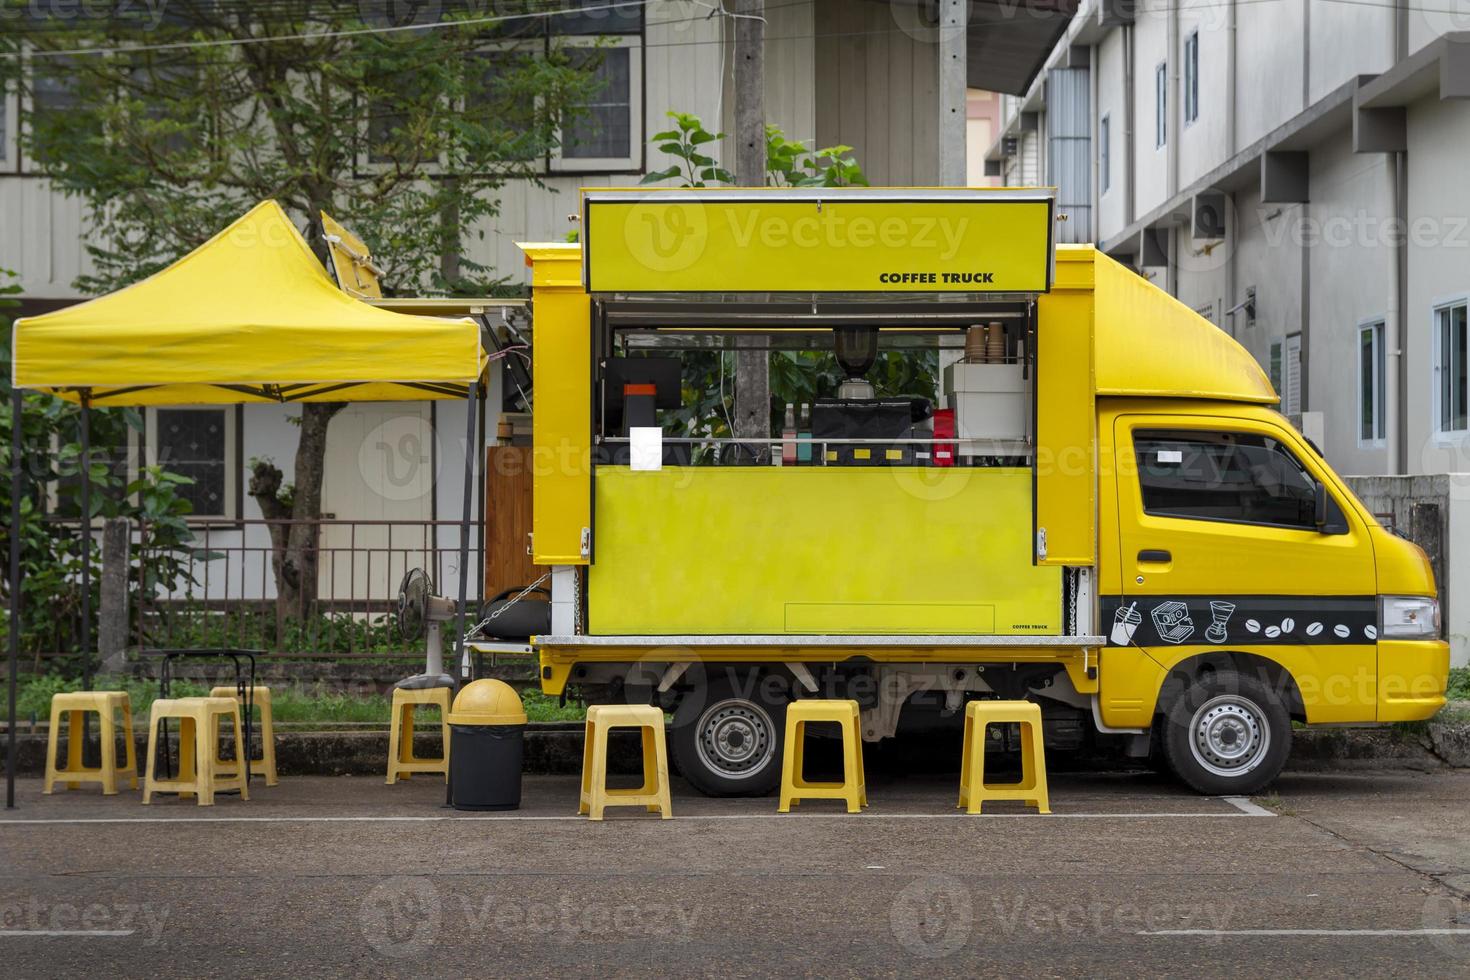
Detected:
[{"left": 516, "top": 187, "right": 1448, "bottom": 797}]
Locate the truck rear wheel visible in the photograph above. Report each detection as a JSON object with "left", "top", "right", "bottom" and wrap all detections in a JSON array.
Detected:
[
  {"left": 1159, "top": 670, "right": 1291, "bottom": 795},
  {"left": 670, "top": 675, "right": 787, "bottom": 797}
]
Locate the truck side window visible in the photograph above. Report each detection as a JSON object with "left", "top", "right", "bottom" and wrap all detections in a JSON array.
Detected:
[{"left": 1132, "top": 429, "right": 1319, "bottom": 529}]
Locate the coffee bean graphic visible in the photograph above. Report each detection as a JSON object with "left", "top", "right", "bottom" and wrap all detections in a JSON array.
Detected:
[
  {"left": 1364, "top": 625, "right": 1378, "bottom": 640},
  {"left": 1281, "top": 617, "right": 1296, "bottom": 633},
  {"left": 1333, "top": 624, "right": 1351, "bottom": 638},
  {"left": 1306, "top": 622, "right": 1323, "bottom": 636},
  {"left": 1244, "top": 619, "right": 1261, "bottom": 633},
  {"left": 1264, "top": 625, "right": 1282, "bottom": 638}
]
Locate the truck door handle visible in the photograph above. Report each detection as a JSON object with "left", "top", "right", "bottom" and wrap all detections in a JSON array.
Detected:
[{"left": 1138, "top": 549, "right": 1172, "bottom": 563}]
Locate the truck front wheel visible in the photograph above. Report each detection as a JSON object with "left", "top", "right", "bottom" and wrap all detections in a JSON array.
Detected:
[
  {"left": 670, "top": 675, "right": 787, "bottom": 797},
  {"left": 1159, "top": 670, "right": 1291, "bottom": 795}
]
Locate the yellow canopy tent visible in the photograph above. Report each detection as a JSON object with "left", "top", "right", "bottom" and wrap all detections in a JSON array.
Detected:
[
  {"left": 6, "top": 203, "right": 492, "bottom": 806},
  {"left": 10, "top": 199, "right": 487, "bottom": 404}
]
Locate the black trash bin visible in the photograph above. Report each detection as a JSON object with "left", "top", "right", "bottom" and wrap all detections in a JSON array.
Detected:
[{"left": 446, "top": 679, "right": 528, "bottom": 811}]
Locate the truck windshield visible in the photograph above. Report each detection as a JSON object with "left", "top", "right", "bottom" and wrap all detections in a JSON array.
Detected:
[{"left": 1133, "top": 429, "right": 1318, "bottom": 529}]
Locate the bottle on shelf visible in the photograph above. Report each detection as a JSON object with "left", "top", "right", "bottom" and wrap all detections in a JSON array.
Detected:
[{"left": 781, "top": 402, "right": 797, "bottom": 465}]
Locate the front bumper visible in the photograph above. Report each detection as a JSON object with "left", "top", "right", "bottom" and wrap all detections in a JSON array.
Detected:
[{"left": 1377, "top": 639, "right": 1450, "bottom": 722}]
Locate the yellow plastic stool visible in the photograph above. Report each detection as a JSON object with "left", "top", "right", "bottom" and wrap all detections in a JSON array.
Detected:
[
  {"left": 386, "top": 686, "right": 451, "bottom": 784},
  {"left": 142, "top": 697, "right": 250, "bottom": 806},
  {"left": 957, "top": 700, "right": 1050, "bottom": 815},
  {"left": 43, "top": 691, "right": 138, "bottom": 795},
  {"left": 578, "top": 704, "right": 672, "bottom": 821},
  {"left": 210, "top": 685, "right": 278, "bottom": 786},
  {"left": 778, "top": 699, "right": 867, "bottom": 814}
]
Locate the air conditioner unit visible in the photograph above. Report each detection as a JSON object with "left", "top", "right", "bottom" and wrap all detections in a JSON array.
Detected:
[{"left": 1192, "top": 192, "right": 1227, "bottom": 241}]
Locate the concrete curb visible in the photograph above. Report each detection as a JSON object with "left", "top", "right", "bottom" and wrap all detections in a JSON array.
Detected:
[{"left": 4, "top": 721, "right": 1467, "bottom": 778}]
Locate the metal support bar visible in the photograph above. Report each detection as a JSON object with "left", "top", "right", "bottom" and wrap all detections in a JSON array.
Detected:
[
  {"left": 452, "top": 378, "right": 479, "bottom": 680},
  {"left": 7, "top": 388, "right": 21, "bottom": 808},
  {"left": 80, "top": 390, "right": 91, "bottom": 690}
]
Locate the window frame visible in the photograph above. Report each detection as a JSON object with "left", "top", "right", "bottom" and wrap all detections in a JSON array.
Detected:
[
  {"left": 1433, "top": 295, "right": 1470, "bottom": 439},
  {"left": 549, "top": 34, "right": 643, "bottom": 174},
  {"left": 1183, "top": 30, "right": 1199, "bottom": 127},
  {"left": 1155, "top": 61, "right": 1167, "bottom": 148},
  {"left": 145, "top": 405, "right": 243, "bottom": 523},
  {"left": 0, "top": 71, "right": 15, "bottom": 174},
  {"left": 1128, "top": 424, "right": 1343, "bottom": 535},
  {"left": 1099, "top": 112, "right": 1110, "bottom": 195},
  {"left": 1358, "top": 317, "right": 1386, "bottom": 448}
]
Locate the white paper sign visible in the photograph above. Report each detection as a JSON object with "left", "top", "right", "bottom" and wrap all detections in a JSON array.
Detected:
[
  {"left": 1157, "top": 449, "right": 1183, "bottom": 464},
  {"left": 630, "top": 427, "right": 663, "bottom": 471}
]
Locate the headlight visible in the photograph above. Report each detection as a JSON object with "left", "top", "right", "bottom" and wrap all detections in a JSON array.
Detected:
[{"left": 1379, "top": 595, "right": 1440, "bottom": 639}]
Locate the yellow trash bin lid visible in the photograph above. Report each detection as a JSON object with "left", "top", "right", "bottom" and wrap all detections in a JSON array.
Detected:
[{"left": 447, "top": 679, "right": 528, "bottom": 725}]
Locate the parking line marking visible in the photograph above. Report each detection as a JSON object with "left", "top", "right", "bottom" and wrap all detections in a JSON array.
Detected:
[
  {"left": 0, "top": 930, "right": 135, "bottom": 938},
  {"left": 1140, "top": 928, "right": 1470, "bottom": 937},
  {"left": 0, "top": 810, "right": 1266, "bottom": 825},
  {"left": 1220, "top": 796, "right": 1277, "bottom": 817}
]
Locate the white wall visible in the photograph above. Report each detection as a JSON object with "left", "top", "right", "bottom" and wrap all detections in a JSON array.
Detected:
[
  {"left": 1233, "top": 0, "right": 1306, "bottom": 150},
  {"left": 1176, "top": 0, "right": 1230, "bottom": 190},
  {"left": 1095, "top": 27, "right": 1127, "bottom": 241},
  {"left": 1130, "top": 6, "right": 1169, "bottom": 216},
  {"left": 0, "top": 178, "right": 90, "bottom": 298},
  {"left": 1307, "top": 0, "right": 1394, "bottom": 105},
  {"left": 1305, "top": 130, "right": 1393, "bottom": 474},
  {"left": 1405, "top": 96, "right": 1470, "bottom": 477}
]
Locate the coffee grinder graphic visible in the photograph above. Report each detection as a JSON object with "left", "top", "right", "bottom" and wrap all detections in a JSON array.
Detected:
[{"left": 1205, "top": 601, "right": 1236, "bottom": 643}]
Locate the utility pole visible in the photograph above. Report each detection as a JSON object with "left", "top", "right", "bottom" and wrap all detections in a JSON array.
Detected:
[{"left": 732, "top": 0, "right": 769, "bottom": 460}]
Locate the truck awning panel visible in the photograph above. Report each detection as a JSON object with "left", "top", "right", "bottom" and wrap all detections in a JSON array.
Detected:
[{"left": 582, "top": 187, "right": 1055, "bottom": 295}]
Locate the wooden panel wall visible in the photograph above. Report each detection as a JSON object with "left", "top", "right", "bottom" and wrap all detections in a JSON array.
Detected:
[{"left": 484, "top": 446, "right": 539, "bottom": 599}]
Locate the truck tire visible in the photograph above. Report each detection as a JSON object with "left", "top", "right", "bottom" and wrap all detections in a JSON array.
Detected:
[
  {"left": 670, "top": 674, "right": 787, "bottom": 797},
  {"left": 1159, "top": 670, "right": 1291, "bottom": 795}
]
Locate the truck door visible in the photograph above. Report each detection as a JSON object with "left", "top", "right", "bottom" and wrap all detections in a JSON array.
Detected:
[{"left": 1108, "top": 414, "right": 1377, "bottom": 654}]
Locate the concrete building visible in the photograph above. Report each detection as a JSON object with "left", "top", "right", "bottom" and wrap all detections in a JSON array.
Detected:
[{"left": 986, "top": 1, "right": 1470, "bottom": 664}]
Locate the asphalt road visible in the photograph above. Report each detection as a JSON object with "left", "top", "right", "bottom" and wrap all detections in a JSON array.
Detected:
[{"left": 3, "top": 767, "right": 1469, "bottom": 978}]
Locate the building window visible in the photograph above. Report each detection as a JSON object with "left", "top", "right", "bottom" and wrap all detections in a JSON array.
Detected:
[
  {"left": 1183, "top": 32, "right": 1199, "bottom": 126},
  {"left": 552, "top": 39, "right": 641, "bottom": 171},
  {"left": 1, "top": 77, "right": 10, "bottom": 167},
  {"left": 1133, "top": 429, "right": 1321, "bottom": 531},
  {"left": 1435, "top": 300, "right": 1469, "bottom": 435},
  {"left": 467, "top": 47, "right": 542, "bottom": 162},
  {"left": 1099, "top": 113, "right": 1110, "bottom": 194},
  {"left": 1155, "top": 62, "right": 1167, "bottom": 148},
  {"left": 148, "top": 407, "right": 239, "bottom": 520},
  {"left": 24, "top": 64, "right": 81, "bottom": 170},
  {"left": 1359, "top": 320, "right": 1386, "bottom": 445}
]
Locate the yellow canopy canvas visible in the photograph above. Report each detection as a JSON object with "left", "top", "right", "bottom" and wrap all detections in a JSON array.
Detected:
[{"left": 10, "top": 200, "right": 486, "bottom": 405}]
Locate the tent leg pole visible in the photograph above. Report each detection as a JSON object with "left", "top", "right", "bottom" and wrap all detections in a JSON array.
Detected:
[
  {"left": 80, "top": 391, "right": 92, "bottom": 691},
  {"left": 452, "top": 380, "right": 479, "bottom": 683},
  {"left": 8, "top": 389, "right": 22, "bottom": 808}
]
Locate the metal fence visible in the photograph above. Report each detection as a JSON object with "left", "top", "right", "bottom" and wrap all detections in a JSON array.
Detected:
[{"left": 128, "top": 517, "right": 478, "bottom": 658}]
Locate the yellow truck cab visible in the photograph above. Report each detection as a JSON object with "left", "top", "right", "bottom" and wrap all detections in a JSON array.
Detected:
[{"left": 516, "top": 187, "right": 1448, "bottom": 797}]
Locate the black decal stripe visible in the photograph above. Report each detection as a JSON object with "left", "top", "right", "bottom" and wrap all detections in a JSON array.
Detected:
[{"left": 1100, "top": 595, "right": 1378, "bottom": 647}]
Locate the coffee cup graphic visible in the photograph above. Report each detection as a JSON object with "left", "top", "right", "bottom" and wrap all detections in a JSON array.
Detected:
[{"left": 1111, "top": 601, "right": 1141, "bottom": 645}]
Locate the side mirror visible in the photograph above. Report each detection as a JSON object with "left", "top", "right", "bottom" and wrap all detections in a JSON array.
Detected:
[{"left": 1314, "top": 481, "right": 1329, "bottom": 529}]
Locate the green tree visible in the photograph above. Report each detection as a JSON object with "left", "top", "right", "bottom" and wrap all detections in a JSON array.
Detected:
[
  {"left": 1, "top": 270, "right": 202, "bottom": 662},
  {"left": 1, "top": 1, "right": 609, "bottom": 617}
]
